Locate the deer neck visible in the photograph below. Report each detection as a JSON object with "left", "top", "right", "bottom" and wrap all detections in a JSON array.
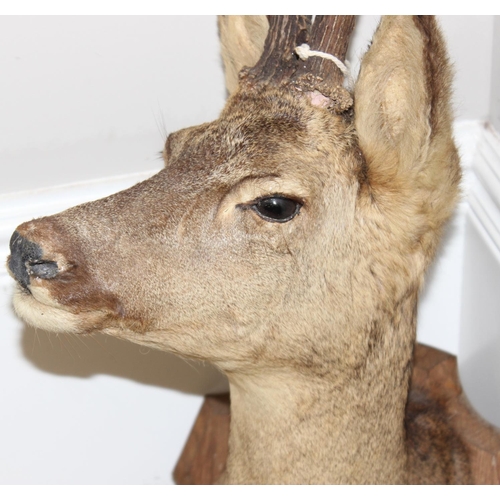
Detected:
[{"left": 222, "top": 306, "right": 416, "bottom": 484}]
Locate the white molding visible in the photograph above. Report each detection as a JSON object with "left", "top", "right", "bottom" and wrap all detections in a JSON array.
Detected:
[
  {"left": 469, "top": 122, "right": 500, "bottom": 253},
  {"left": 474, "top": 123, "right": 500, "bottom": 205}
]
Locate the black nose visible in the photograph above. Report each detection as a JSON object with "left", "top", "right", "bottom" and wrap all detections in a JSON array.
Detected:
[{"left": 8, "top": 231, "right": 59, "bottom": 289}]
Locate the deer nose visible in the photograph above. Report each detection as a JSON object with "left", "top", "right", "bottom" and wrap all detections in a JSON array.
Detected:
[{"left": 8, "top": 231, "right": 59, "bottom": 289}]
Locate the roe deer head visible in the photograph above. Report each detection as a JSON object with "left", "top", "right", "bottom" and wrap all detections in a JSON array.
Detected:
[{"left": 7, "top": 16, "right": 470, "bottom": 483}]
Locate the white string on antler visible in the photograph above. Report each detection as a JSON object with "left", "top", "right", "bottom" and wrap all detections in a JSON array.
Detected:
[{"left": 294, "top": 43, "right": 354, "bottom": 91}]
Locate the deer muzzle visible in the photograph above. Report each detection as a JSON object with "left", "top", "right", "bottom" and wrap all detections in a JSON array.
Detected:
[
  {"left": 7, "top": 220, "right": 124, "bottom": 335},
  {"left": 8, "top": 231, "right": 60, "bottom": 289}
]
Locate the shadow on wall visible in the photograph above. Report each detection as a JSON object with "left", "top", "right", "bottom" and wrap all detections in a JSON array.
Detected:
[{"left": 20, "top": 324, "right": 229, "bottom": 395}]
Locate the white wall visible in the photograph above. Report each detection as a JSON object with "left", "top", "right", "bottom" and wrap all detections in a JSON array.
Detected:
[
  {"left": 0, "top": 16, "right": 227, "bottom": 194},
  {"left": 0, "top": 16, "right": 498, "bottom": 484}
]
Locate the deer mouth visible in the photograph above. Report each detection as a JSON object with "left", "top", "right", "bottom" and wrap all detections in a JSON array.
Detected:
[
  {"left": 8, "top": 259, "right": 69, "bottom": 323},
  {"left": 10, "top": 283, "right": 84, "bottom": 334},
  {"left": 10, "top": 277, "right": 113, "bottom": 336}
]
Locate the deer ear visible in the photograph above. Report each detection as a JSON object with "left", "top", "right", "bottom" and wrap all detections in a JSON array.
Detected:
[
  {"left": 218, "top": 16, "right": 269, "bottom": 94},
  {"left": 355, "top": 16, "right": 449, "bottom": 193}
]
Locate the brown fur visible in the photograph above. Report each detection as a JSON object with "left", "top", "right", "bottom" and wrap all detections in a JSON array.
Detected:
[{"left": 7, "top": 16, "right": 470, "bottom": 483}]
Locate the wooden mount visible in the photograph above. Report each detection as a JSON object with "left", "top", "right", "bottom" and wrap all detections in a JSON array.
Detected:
[
  {"left": 173, "top": 343, "right": 500, "bottom": 485},
  {"left": 173, "top": 393, "right": 230, "bottom": 485}
]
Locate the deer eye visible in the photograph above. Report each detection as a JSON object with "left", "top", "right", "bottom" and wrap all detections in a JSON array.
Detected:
[{"left": 251, "top": 196, "right": 301, "bottom": 223}]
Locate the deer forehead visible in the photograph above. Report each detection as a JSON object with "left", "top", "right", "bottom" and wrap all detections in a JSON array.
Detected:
[{"left": 163, "top": 89, "right": 357, "bottom": 201}]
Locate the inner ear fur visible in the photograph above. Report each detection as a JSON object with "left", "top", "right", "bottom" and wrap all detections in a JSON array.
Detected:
[
  {"left": 356, "top": 16, "right": 432, "bottom": 184},
  {"left": 218, "top": 16, "right": 269, "bottom": 94},
  {"left": 354, "top": 16, "right": 460, "bottom": 234}
]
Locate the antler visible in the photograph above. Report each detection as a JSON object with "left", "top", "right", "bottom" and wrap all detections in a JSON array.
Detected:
[
  {"left": 243, "top": 16, "right": 311, "bottom": 86},
  {"left": 295, "top": 16, "right": 355, "bottom": 88},
  {"left": 242, "top": 15, "right": 355, "bottom": 92}
]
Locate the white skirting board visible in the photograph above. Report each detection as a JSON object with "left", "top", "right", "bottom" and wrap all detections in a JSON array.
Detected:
[{"left": 0, "top": 119, "right": 498, "bottom": 483}]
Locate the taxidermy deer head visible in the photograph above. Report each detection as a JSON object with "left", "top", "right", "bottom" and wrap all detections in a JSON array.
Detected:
[{"left": 8, "top": 16, "right": 468, "bottom": 483}]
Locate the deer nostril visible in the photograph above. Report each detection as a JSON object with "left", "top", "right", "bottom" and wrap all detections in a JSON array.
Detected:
[
  {"left": 8, "top": 230, "right": 59, "bottom": 289},
  {"left": 28, "top": 260, "right": 59, "bottom": 280}
]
